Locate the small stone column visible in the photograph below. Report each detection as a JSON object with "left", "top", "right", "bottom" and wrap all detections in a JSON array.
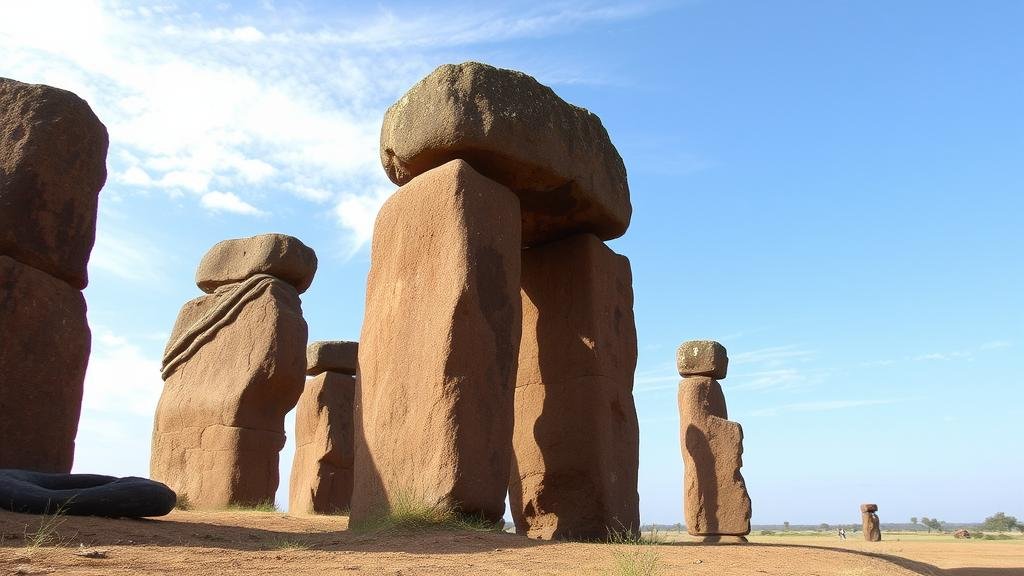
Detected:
[
  {"left": 0, "top": 78, "right": 107, "bottom": 473},
  {"left": 289, "top": 341, "right": 358, "bottom": 514},
  {"left": 678, "top": 340, "right": 752, "bottom": 542},
  {"left": 861, "top": 503, "right": 881, "bottom": 541}
]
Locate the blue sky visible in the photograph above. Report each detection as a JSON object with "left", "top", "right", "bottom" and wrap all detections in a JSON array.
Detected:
[{"left": 3, "top": 0, "right": 1021, "bottom": 526}]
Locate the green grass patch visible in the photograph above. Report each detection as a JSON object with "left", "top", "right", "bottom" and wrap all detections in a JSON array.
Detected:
[
  {"left": 349, "top": 492, "right": 503, "bottom": 534},
  {"left": 226, "top": 499, "right": 278, "bottom": 513},
  {"left": 265, "top": 537, "right": 311, "bottom": 550},
  {"left": 24, "top": 503, "right": 72, "bottom": 549}
]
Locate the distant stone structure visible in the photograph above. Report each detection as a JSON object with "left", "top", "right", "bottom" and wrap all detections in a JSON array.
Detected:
[
  {"left": 151, "top": 234, "right": 315, "bottom": 508},
  {"left": 289, "top": 340, "right": 358, "bottom": 514},
  {"left": 0, "top": 78, "right": 108, "bottom": 473},
  {"left": 351, "top": 62, "right": 639, "bottom": 538},
  {"left": 861, "top": 503, "right": 881, "bottom": 541},
  {"left": 678, "top": 340, "right": 752, "bottom": 542}
]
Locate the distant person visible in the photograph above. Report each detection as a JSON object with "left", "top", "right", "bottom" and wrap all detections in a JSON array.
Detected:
[{"left": 839, "top": 528, "right": 847, "bottom": 540}]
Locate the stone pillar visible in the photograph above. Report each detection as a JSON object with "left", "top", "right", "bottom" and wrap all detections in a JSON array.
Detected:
[
  {"left": 359, "top": 61, "right": 638, "bottom": 535},
  {"left": 0, "top": 78, "right": 107, "bottom": 472},
  {"left": 861, "top": 503, "right": 881, "bottom": 541},
  {"left": 678, "top": 340, "right": 752, "bottom": 542},
  {"left": 289, "top": 341, "right": 358, "bottom": 515},
  {"left": 510, "top": 233, "right": 639, "bottom": 540},
  {"left": 350, "top": 160, "right": 522, "bottom": 525},
  {"left": 151, "top": 234, "right": 315, "bottom": 508}
]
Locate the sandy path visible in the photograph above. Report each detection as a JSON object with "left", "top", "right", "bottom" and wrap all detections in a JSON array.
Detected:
[{"left": 2, "top": 510, "right": 1020, "bottom": 575}]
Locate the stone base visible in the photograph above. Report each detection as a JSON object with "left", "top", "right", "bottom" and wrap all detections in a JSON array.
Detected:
[
  {"left": 0, "top": 256, "right": 89, "bottom": 472},
  {"left": 510, "top": 233, "right": 639, "bottom": 541},
  {"left": 350, "top": 160, "right": 522, "bottom": 526},
  {"left": 700, "top": 535, "right": 748, "bottom": 544}
]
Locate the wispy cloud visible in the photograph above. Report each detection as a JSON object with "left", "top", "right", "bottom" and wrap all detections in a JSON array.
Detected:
[
  {"left": 980, "top": 340, "right": 1012, "bottom": 350},
  {"left": 751, "top": 398, "right": 901, "bottom": 417},
  {"left": 89, "top": 209, "right": 170, "bottom": 284},
  {"left": 200, "top": 191, "right": 268, "bottom": 217},
  {"left": 1, "top": 1, "right": 653, "bottom": 256},
  {"left": 81, "top": 328, "right": 163, "bottom": 418}
]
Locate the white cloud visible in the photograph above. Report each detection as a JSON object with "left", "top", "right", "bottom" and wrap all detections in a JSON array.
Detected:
[
  {"left": 0, "top": 0, "right": 652, "bottom": 255},
  {"left": 81, "top": 328, "right": 163, "bottom": 418},
  {"left": 89, "top": 213, "right": 169, "bottom": 284},
  {"left": 980, "top": 340, "right": 1012, "bottom": 350},
  {"left": 200, "top": 191, "right": 268, "bottom": 216}
]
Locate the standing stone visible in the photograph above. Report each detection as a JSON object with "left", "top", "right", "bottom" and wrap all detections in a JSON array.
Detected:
[
  {"left": 0, "top": 256, "right": 90, "bottom": 472},
  {"left": 0, "top": 78, "right": 108, "bottom": 290},
  {"left": 351, "top": 159, "right": 521, "bottom": 525},
  {"left": 861, "top": 503, "right": 881, "bottom": 541},
  {"left": 306, "top": 340, "right": 358, "bottom": 376},
  {"left": 289, "top": 371, "right": 355, "bottom": 514},
  {"left": 151, "top": 236, "right": 312, "bottom": 508},
  {"left": 510, "top": 233, "right": 639, "bottom": 540},
  {"left": 379, "top": 62, "right": 631, "bottom": 246},
  {"left": 678, "top": 341, "right": 751, "bottom": 541}
]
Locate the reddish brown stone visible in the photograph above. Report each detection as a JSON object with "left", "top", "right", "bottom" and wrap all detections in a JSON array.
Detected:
[
  {"left": 510, "top": 233, "right": 639, "bottom": 540},
  {"left": 0, "top": 78, "right": 108, "bottom": 290},
  {"left": 350, "top": 159, "right": 521, "bottom": 525},
  {"left": 289, "top": 372, "right": 355, "bottom": 514},
  {"left": 306, "top": 341, "right": 358, "bottom": 376},
  {"left": 863, "top": 512, "right": 881, "bottom": 541},
  {"left": 677, "top": 340, "right": 728, "bottom": 379},
  {"left": 151, "top": 277, "right": 307, "bottom": 508},
  {"left": 380, "top": 62, "right": 631, "bottom": 246},
  {"left": 196, "top": 233, "right": 318, "bottom": 294},
  {"left": 679, "top": 376, "right": 751, "bottom": 537},
  {"left": 860, "top": 503, "right": 878, "bottom": 513},
  {"left": 0, "top": 255, "right": 89, "bottom": 472}
]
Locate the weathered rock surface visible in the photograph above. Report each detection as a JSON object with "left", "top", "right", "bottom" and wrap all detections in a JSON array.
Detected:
[
  {"left": 196, "top": 233, "right": 318, "bottom": 294},
  {"left": 862, "top": 504, "right": 881, "bottom": 541},
  {"left": 679, "top": 375, "right": 751, "bottom": 537},
  {"left": 289, "top": 372, "right": 355, "bottom": 514},
  {"left": 0, "top": 78, "right": 108, "bottom": 290},
  {"left": 0, "top": 469, "right": 176, "bottom": 517},
  {"left": 151, "top": 277, "right": 307, "bottom": 508},
  {"left": 677, "top": 340, "right": 729, "bottom": 379},
  {"left": 510, "top": 233, "right": 639, "bottom": 540},
  {"left": 0, "top": 255, "right": 89, "bottom": 472},
  {"left": 351, "top": 159, "right": 521, "bottom": 525},
  {"left": 379, "top": 62, "right": 631, "bottom": 246},
  {"left": 306, "top": 340, "right": 358, "bottom": 376}
]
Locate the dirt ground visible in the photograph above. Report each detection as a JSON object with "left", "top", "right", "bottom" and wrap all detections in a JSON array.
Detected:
[{"left": 1, "top": 510, "right": 1021, "bottom": 575}]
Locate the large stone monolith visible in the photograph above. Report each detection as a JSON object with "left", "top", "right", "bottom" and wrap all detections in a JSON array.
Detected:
[
  {"left": 510, "top": 233, "right": 639, "bottom": 540},
  {"left": 0, "top": 78, "right": 106, "bottom": 473},
  {"left": 350, "top": 159, "right": 521, "bottom": 525},
  {"left": 861, "top": 503, "right": 881, "bottom": 541},
  {"left": 289, "top": 341, "right": 357, "bottom": 515},
  {"left": 678, "top": 341, "right": 751, "bottom": 542},
  {"left": 379, "top": 61, "right": 631, "bottom": 246},
  {"left": 151, "top": 235, "right": 312, "bottom": 508}
]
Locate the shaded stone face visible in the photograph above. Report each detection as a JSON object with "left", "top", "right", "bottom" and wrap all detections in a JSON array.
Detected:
[
  {"left": 510, "top": 233, "right": 639, "bottom": 541},
  {"left": 306, "top": 341, "right": 358, "bottom": 376},
  {"left": 863, "top": 512, "right": 881, "bottom": 542},
  {"left": 0, "top": 78, "right": 108, "bottom": 290},
  {"left": 195, "top": 233, "right": 318, "bottom": 295},
  {"left": 678, "top": 375, "right": 751, "bottom": 537},
  {"left": 676, "top": 340, "right": 729, "bottom": 380},
  {"left": 290, "top": 372, "right": 356, "bottom": 515},
  {"left": 151, "top": 278, "right": 307, "bottom": 508},
  {"left": 0, "top": 255, "right": 90, "bottom": 472},
  {"left": 350, "top": 159, "right": 521, "bottom": 525},
  {"left": 379, "top": 62, "right": 631, "bottom": 246}
]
